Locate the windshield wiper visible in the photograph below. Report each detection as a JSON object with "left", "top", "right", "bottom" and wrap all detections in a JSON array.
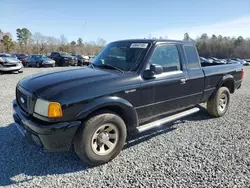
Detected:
[
  {"left": 96, "top": 64, "right": 124, "bottom": 73},
  {"left": 89, "top": 63, "right": 95, "bottom": 69}
]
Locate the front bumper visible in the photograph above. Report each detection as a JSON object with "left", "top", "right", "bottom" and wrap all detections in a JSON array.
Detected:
[
  {"left": 78, "top": 59, "right": 89, "bottom": 65},
  {"left": 13, "top": 100, "right": 81, "bottom": 152},
  {"left": 69, "top": 60, "right": 77, "bottom": 66},
  {"left": 42, "top": 62, "right": 55, "bottom": 67},
  {"left": 0, "top": 63, "right": 23, "bottom": 72}
]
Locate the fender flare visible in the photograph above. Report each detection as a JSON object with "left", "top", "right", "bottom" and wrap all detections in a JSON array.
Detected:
[
  {"left": 74, "top": 96, "right": 139, "bottom": 128},
  {"left": 217, "top": 74, "right": 235, "bottom": 93}
]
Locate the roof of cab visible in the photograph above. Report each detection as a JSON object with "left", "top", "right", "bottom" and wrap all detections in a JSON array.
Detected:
[{"left": 112, "top": 39, "right": 194, "bottom": 45}]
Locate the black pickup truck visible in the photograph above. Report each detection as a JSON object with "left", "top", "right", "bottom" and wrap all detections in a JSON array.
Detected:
[
  {"left": 13, "top": 39, "right": 243, "bottom": 165},
  {"left": 49, "top": 52, "right": 77, "bottom": 66}
]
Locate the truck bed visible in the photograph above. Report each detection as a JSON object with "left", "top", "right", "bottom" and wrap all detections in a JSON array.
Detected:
[
  {"left": 201, "top": 62, "right": 230, "bottom": 67},
  {"left": 200, "top": 62, "right": 243, "bottom": 103}
]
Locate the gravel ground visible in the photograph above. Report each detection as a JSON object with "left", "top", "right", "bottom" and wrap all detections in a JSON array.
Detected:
[{"left": 0, "top": 67, "right": 249, "bottom": 188}]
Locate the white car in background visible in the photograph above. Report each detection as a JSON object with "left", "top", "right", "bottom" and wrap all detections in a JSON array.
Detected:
[
  {"left": 231, "top": 58, "right": 249, "bottom": 66},
  {"left": 89, "top": 55, "right": 96, "bottom": 63},
  {"left": 219, "top": 59, "right": 227, "bottom": 64},
  {"left": 0, "top": 53, "right": 23, "bottom": 73},
  {"left": 245, "top": 59, "right": 250, "bottom": 64}
]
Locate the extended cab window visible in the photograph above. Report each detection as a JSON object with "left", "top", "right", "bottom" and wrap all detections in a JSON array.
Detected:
[
  {"left": 149, "top": 44, "right": 181, "bottom": 72},
  {"left": 184, "top": 45, "right": 200, "bottom": 69}
]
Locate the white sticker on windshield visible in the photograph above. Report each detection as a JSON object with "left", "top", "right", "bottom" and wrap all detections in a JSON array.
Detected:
[{"left": 130, "top": 43, "right": 148, "bottom": 48}]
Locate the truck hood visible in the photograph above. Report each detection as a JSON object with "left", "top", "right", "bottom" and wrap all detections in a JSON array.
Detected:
[{"left": 19, "top": 67, "right": 120, "bottom": 99}]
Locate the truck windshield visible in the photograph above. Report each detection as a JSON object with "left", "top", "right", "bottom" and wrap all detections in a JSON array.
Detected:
[{"left": 92, "top": 42, "right": 150, "bottom": 71}]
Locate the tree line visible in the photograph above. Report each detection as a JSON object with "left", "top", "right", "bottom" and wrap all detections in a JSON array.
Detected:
[
  {"left": 148, "top": 33, "right": 250, "bottom": 59},
  {"left": 184, "top": 33, "right": 250, "bottom": 58},
  {"left": 0, "top": 28, "right": 106, "bottom": 55},
  {"left": 0, "top": 28, "right": 250, "bottom": 58}
]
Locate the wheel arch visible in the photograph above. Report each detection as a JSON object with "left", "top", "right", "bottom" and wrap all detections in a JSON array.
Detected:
[
  {"left": 217, "top": 74, "right": 235, "bottom": 94},
  {"left": 74, "top": 96, "right": 139, "bottom": 130}
]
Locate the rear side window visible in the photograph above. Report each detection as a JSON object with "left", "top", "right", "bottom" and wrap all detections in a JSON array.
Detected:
[{"left": 184, "top": 45, "right": 200, "bottom": 69}]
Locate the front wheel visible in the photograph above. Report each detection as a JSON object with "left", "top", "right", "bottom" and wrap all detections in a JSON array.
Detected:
[
  {"left": 207, "top": 87, "right": 230, "bottom": 117},
  {"left": 36, "top": 62, "right": 41, "bottom": 68},
  {"left": 74, "top": 111, "right": 127, "bottom": 165}
]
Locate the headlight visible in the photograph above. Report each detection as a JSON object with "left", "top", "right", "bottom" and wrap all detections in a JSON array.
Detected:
[{"left": 34, "top": 98, "right": 63, "bottom": 118}]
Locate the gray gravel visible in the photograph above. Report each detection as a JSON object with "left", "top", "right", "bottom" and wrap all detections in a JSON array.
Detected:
[{"left": 0, "top": 67, "right": 249, "bottom": 188}]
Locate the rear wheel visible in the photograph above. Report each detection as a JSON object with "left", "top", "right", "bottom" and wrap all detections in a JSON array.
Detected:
[
  {"left": 207, "top": 87, "right": 230, "bottom": 117},
  {"left": 74, "top": 111, "right": 127, "bottom": 165}
]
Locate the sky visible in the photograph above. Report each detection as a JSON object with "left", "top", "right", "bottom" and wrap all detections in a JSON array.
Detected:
[{"left": 1, "top": 0, "right": 250, "bottom": 43}]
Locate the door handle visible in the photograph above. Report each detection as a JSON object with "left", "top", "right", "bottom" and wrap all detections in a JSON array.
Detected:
[{"left": 180, "top": 78, "right": 187, "bottom": 84}]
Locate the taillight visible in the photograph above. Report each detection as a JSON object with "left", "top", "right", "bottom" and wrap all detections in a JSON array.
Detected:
[{"left": 241, "top": 69, "right": 244, "bottom": 80}]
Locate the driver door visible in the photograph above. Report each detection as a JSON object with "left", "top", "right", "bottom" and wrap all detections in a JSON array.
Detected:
[{"left": 140, "top": 44, "right": 190, "bottom": 120}]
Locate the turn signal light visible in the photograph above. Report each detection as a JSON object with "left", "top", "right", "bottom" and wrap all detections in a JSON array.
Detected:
[
  {"left": 241, "top": 68, "right": 244, "bottom": 80},
  {"left": 48, "top": 102, "right": 63, "bottom": 118}
]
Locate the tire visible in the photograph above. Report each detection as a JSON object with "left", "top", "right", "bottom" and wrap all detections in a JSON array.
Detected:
[
  {"left": 36, "top": 62, "right": 41, "bottom": 68},
  {"left": 58, "top": 59, "right": 63, "bottom": 66},
  {"left": 55, "top": 60, "right": 58, "bottom": 67},
  {"left": 74, "top": 111, "right": 127, "bottom": 165},
  {"left": 207, "top": 87, "right": 230, "bottom": 117}
]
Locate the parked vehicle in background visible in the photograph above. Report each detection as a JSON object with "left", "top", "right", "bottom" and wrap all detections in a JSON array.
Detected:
[
  {"left": 89, "top": 55, "right": 96, "bottom": 63},
  {"left": 200, "top": 57, "right": 212, "bottom": 64},
  {"left": 210, "top": 57, "right": 225, "bottom": 64},
  {"left": 245, "top": 59, "right": 250, "bottom": 64},
  {"left": 219, "top": 59, "right": 227, "bottom": 64},
  {"left": 205, "top": 58, "right": 214, "bottom": 63},
  {"left": 49, "top": 52, "right": 77, "bottom": 66},
  {"left": 26, "top": 55, "right": 55, "bottom": 67},
  {"left": 13, "top": 39, "right": 243, "bottom": 165},
  {"left": 0, "top": 53, "right": 23, "bottom": 73},
  {"left": 231, "top": 58, "right": 249, "bottom": 66},
  {"left": 11, "top": 54, "right": 18, "bottom": 59},
  {"left": 15, "top": 53, "right": 29, "bottom": 66},
  {"left": 71, "top": 54, "right": 78, "bottom": 65},
  {"left": 226, "top": 59, "right": 241, "bottom": 64},
  {"left": 72, "top": 54, "right": 90, "bottom": 66}
]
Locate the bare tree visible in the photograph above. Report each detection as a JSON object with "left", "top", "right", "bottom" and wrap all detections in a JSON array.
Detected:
[
  {"left": 60, "top": 34, "right": 68, "bottom": 45},
  {"left": 96, "top": 38, "right": 106, "bottom": 47},
  {"left": 32, "top": 32, "right": 48, "bottom": 54},
  {"left": 70, "top": 41, "right": 76, "bottom": 54}
]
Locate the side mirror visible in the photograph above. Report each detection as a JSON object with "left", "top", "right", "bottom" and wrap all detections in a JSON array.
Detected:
[
  {"left": 143, "top": 64, "right": 163, "bottom": 78},
  {"left": 150, "top": 64, "right": 163, "bottom": 75}
]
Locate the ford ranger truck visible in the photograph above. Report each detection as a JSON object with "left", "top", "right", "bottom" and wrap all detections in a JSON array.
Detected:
[{"left": 13, "top": 39, "right": 243, "bottom": 165}]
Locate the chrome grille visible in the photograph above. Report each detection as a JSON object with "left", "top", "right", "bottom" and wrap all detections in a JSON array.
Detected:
[{"left": 16, "top": 87, "right": 30, "bottom": 113}]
